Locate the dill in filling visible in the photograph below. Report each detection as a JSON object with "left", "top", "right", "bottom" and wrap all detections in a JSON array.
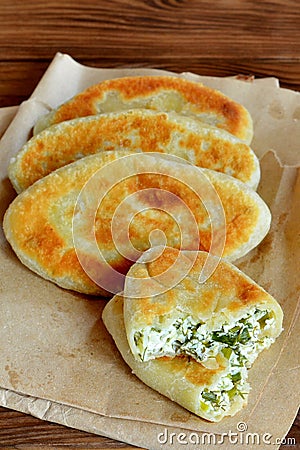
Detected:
[{"left": 133, "top": 308, "right": 274, "bottom": 412}]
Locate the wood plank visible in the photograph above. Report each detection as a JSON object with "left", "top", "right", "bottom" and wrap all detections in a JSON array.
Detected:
[
  {"left": 0, "top": 405, "right": 298, "bottom": 447},
  {"left": 0, "top": 59, "right": 299, "bottom": 108},
  {"left": 0, "top": 406, "right": 137, "bottom": 447},
  {"left": 0, "top": 0, "right": 299, "bottom": 59}
]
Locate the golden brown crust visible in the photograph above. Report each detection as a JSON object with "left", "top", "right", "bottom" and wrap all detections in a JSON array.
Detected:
[
  {"left": 10, "top": 110, "right": 259, "bottom": 193},
  {"left": 123, "top": 247, "right": 284, "bottom": 332},
  {"left": 4, "top": 152, "right": 270, "bottom": 295},
  {"left": 34, "top": 76, "right": 253, "bottom": 143}
]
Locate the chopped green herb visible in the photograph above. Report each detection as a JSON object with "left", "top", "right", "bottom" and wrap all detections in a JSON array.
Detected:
[
  {"left": 238, "top": 391, "right": 248, "bottom": 399},
  {"left": 230, "top": 326, "right": 240, "bottom": 333},
  {"left": 200, "top": 401, "right": 210, "bottom": 412},
  {"left": 212, "top": 329, "right": 239, "bottom": 346},
  {"left": 222, "top": 347, "right": 233, "bottom": 359},
  {"left": 227, "top": 386, "right": 238, "bottom": 399},
  {"left": 134, "top": 331, "right": 142, "bottom": 346},
  {"left": 202, "top": 390, "right": 217, "bottom": 403},
  {"left": 237, "top": 353, "right": 247, "bottom": 366},
  {"left": 212, "top": 324, "right": 252, "bottom": 347},
  {"left": 258, "top": 312, "right": 270, "bottom": 328},
  {"left": 231, "top": 372, "right": 242, "bottom": 383},
  {"left": 142, "top": 347, "right": 147, "bottom": 360},
  {"left": 238, "top": 327, "right": 251, "bottom": 344}
]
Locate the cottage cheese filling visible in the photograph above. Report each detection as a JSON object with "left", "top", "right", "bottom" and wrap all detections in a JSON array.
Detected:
[{"left": 133, "top": 308, "right": 276, "bottom": 414}]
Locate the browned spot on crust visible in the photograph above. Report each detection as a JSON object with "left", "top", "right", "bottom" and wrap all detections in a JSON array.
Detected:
[
  {"left": 158, "top": 353, "right": 226, "bottom": 386},
  {"left": 135, "top": 291, "right": 177, "bottom": 321},
  {"left": 207, "top": 261, "right": 271, "bottom": 311},
  {"left": 52, "top": 76, "right": 250, "bottom": 139},
  {"left": 185, "top": 357, "right": 225, "bottom": 386},
  {"left": 5, "top": 152, "right": 263, "bottom": 295},
  {"left": 182, "top": 132, "right": 254, "bottom": 183},
  {"left": 14, "top": 107, "right": 255, "bottom": 193}
]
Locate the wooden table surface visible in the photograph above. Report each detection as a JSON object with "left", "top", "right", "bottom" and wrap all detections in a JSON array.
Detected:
[{"left": 0, "top": 0, "right": 299, "bottom": 448}]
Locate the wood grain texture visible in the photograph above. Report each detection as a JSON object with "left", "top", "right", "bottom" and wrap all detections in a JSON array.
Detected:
[
  {"left": 0, "top": 0, "right": 300, "bottom": 106},
  {"left": 0, "top": 0, "right": 299, "bottom": 447},
  {"left": 0, "top": 0, "right": 299, "bottom": 57},
  {"left": 0, "top": 407, "right": 138, "bottom": 448},
  {"left": 0, "top": 405, "right": 299, "bottom": 448}
]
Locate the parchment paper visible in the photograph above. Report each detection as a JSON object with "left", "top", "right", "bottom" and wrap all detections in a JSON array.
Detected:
[
  {"left": 0, "top": 53, "right": 299, "bottom": 449},
  {"left": 0, "top": 106, "right": 18, "bottom": 138}
]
